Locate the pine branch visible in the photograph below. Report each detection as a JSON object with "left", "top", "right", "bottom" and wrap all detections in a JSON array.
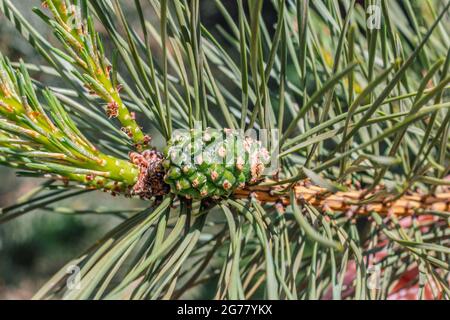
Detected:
[
  {"left": 0, "top": 0, "right": 448, "bottom": 300},
  {"left": 37, "top": 0, "right": 151, "bottom": 149},
  {"left": 234, "top": 180, "right": 450, "bottom": 216},
  {"left": 2, "top": 53, "right": 446, "bottom": 215},
  {"left": 0, "top": 54, "right": 138, "bottom": 194}
]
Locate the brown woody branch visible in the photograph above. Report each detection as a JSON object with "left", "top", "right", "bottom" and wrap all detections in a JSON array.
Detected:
[{"left": 233, "top": 180, "right": 450, "bottom": 216}]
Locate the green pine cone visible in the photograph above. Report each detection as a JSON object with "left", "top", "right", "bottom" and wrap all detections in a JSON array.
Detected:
[{"left": 163, "top": 128, "right": 270, "bottom": 200}]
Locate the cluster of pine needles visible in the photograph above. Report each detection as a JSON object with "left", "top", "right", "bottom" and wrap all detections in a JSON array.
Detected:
[{"left": 0, "top": 0, "right": 449, "bottom": 299}]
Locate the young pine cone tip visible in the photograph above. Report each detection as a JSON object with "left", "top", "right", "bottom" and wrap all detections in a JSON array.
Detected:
[
  {"left": 163, "top": 129, "right": 270, "bottom": 200},
  {"left": 130, "top": 129, "right": 271, "bottom": 200}
]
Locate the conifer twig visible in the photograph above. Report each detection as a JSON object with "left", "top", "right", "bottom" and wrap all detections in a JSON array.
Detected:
[
  {"left": 38, "top": 0, "right": 150, "bottom": 149},
  {"left": 234, "top": 180, "right": 450, "bottom": 216},
  {"left": 0, "top": 54, "right": 138, "bottom": 194}
]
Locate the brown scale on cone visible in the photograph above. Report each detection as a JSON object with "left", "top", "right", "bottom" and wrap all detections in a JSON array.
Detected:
[
  {"left": 222, "top": 180, "right": 232, "bottom": 190},
  {"left": 210, "top": 171, "right": 219, "bottom": 181},
  {"left": 191, "top": 178, "right": 200, "bottom": 188},
  {"left": 129, "top": 149, "right": 170, "bottom": 199}
]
